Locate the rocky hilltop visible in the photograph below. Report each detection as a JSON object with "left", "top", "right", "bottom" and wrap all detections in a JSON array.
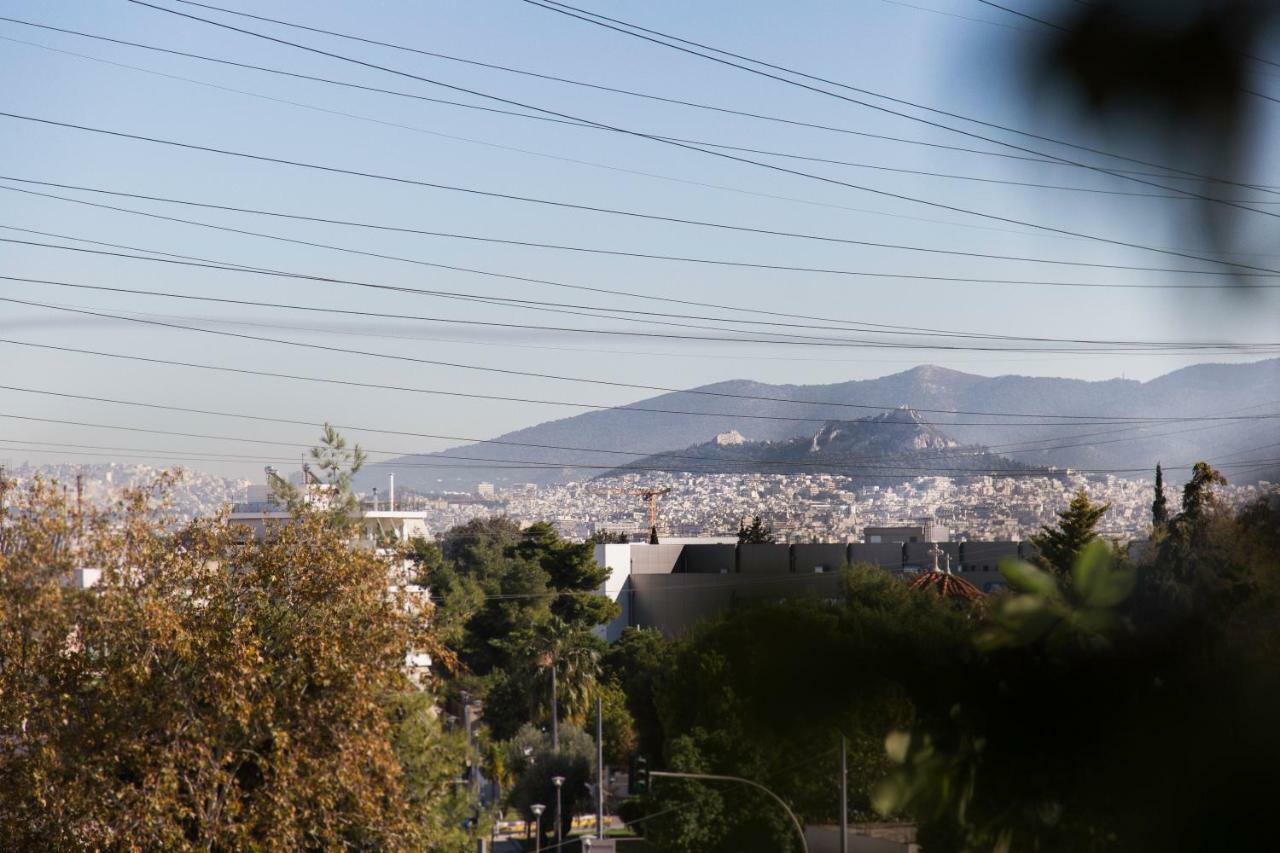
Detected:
[{"left": 606, "top": 408, "right": 1042, "bottom": 483}]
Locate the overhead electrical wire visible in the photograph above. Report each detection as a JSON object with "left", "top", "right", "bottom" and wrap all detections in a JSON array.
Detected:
[
  {"left": 5, "top": 381, "right": 1269, "bottom": 468},
  {"left": 518, "top": 0, "right": 1280, "bottom": 196},
  {"left": 155, "top": 0, "right": 1280, "bottom": 210},
  {"left": 3, "top": 269, "right": 1273, "bottom": 361},
  {"left": 10, "top": 174, "right": 1280, "bottom": 288},
  {"left": 121, "top": 0, "right": 1280, "bottom": 272},
  {"left": 6, "top": 183, "right": 1279, "bottom": 346},
  {"left": 0, "top": 15, "right": 1124, "bottom": 177},
  {"left": 6, "top": 228, "right": 1278, "bottom": 354},
  {"left": 18, "top": 33, "right": 1279, "bottom": 220},
  {"left": 34, "top": 3, "right": 1254, "bottom": 204},
  {"left": 13, "top": 293, "right": 1277, "bottom": 416},
  {"left": 0, "top": 383, "right": 1216, "bottom": 467},
  {"left": 22, "top": 5, "right": 1262, "bottom": 191},
  {"left": 6, "top": 413, "right": 1276, "bottom": 477},
  {"left": 9, "top": 110, "right": 1280, "bottom": 279},
  {"left": 1, "top": 290, "right": 1277, "bottom": 424}
]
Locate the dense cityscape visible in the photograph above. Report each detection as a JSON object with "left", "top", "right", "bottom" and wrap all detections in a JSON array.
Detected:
[{"left": 380, "top": 470, "right": 1276, "bottom": 543}]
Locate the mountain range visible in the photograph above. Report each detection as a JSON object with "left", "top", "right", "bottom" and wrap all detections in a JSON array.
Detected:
[{"left": 361, "top": 359, "right": 1280, "bottom": 491}]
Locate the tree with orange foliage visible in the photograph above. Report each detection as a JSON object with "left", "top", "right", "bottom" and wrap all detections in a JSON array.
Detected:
[{"left": 0, "top": 474, "right": 466, "bottom": 850}]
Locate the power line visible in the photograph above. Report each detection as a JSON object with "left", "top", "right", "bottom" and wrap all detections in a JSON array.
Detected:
[
  {"left": 22, "top": 32, "right": 1280, "bottom": 217},
  {"left": 0, "top": 15, "right": 1108, "bottom": 175},
  {"left": 1, "top": 297, "right": 1276, "bottom": 426},
  {"left": 7, "top": 416, "right": 1275, "bottom": 478},
  {"left": 8, "top": 111, "right": 1280, "bottom": 279},
  {"left": 10, "top": 33, "right": 1118, "bottom": 251},
  {"left": 8, "top": 229, "right": 1278, "bottom": 355},
  {"left": 520, "top": 0, "right": 1280, "bottom": 197},
  {"left": 109, "top": 0, "right": 1280, "bottom": 202},
  {"left": 4, "top": 329, "right": 1274, "bottom": 429},
  {"left": 8, "top": 11, "right": 1274, "bottom": 193},
  {"left": 121, "top": 1, "right": 1280, "bottom": 270},
  {"left": 157, "top": 0, "right": 1277, "bottom": 210},
  {"left": 10, "top": 174, "right": 1280, "bottom": 287},
  {"left": 15, "top": 293, "right": 1274, "bottom": 417},
  {"left": 7, "top": 382, "right": 1269, "bottom": 476},
  {"left": 7, "top": 183, "right": 1278, "bottom": 346},
  {"left": 973, "top": 0, "right": 1065, "bottom": 30},
  {"left": 3, "top": 267, "right": 1273, "bottom": 369}
]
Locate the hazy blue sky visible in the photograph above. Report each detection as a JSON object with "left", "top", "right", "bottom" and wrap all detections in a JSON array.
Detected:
[{"left": 2, "top": 0, "right": 1278, "bottom": 477}]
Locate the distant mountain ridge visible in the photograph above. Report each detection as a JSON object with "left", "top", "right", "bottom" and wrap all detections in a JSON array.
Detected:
[
  {"left": 610, "top": 408, "right": 1044, "bottom": 482},
  {"left": 361, "top": 359, "right": 1280, "bottom": 491}
]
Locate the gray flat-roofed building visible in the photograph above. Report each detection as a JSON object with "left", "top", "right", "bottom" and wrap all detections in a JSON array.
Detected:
[
  {"left": 849, "top": 542, "right": 905, "bottom": 570},
  {"left": 959, "top": 541, "right": 1020, "bottom": 574},
  {"left": 864, "top": 521, "right": 949, "bottom": 544},
  {"left": 628, "top": 543, "right": 685, "bottom": 575},
  {"left": 793, "top": 543, "right": 851, "bottom": 574},
  {"left": 629, "top": 571, "right": 843, "bottom": 636},
  {"left": 737, "top": 543, "right": 792, "bottom": 576},
  {"left": 681, "top": 543, "right": 737, "bottom": 574}
]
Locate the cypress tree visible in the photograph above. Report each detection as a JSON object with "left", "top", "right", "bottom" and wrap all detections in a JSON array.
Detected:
[
  {"left": 1152, "top": 463, "right": 1169, "bottom": 528},
  {"left": 648, "top": 525, "right": 660, "bottom": 545}
]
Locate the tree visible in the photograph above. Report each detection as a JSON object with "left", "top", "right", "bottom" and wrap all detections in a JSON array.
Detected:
[
  {"left": 737, "top": 514, "right": 777, "bottom": 544},
  {"left": 1030, "top": 489, "right": 1111, "bottom": 576},
  {"left": 0, "top": 476, "right": 459, "bottom": 850},
  {"left": 1152, "top": 463, "right": 1169, "bottom": 528},
  {"left": 426, "top": 518, "right": 619, "bottom": 741},
  {"left": 387, "top": 691, "right": 477, "bottom": 852},
  {"left": 649, "top": 525, "right": 660, "bottom": 544},
  {"left": 505, "top": 723, "right": 597, "bottom": 843},
  {"left": 1180, "top": 461, "right": 1227, "bottom": 523},
  {"left": 587, "top": 529, "right": 630, "bottom": 545},
  {"left": 602, "top": 627, "right": 674, "bottom": 763},
  {"left": 875, "top": 498, "right": 1280, "bottom": 853},
  {"left": 630, "top": 567, "right": 973, "bottom": 853},
  {"left": 269, "top": 423, "right": 367, "bottom": 531}
]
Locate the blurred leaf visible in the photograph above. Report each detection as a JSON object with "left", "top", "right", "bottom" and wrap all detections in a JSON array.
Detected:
[
  {"left": 885, "top": 730, "right": 911, "bottom": 764},
  {"left": 999, "top": 559, "right": 1061, "bottom": 599},
  {"left": 1071, "top": 541, "right": 1135, "bottom": 608},
  {"left": 986, "top": 594, "right": 1060, "bottom": 650},
  {"left": 871, "top": 773, "right": 908, "bottom": 816}
]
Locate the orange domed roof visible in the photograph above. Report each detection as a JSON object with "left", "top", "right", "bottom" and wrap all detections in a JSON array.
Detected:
[{"left": 908, "top": 570, "right": 984, "bottom": 601}]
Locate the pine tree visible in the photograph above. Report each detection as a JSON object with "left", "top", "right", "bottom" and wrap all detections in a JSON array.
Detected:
[
  {"left": 1152, "top": 463, "right": 1169, "bottom": 528},
  {"left": 736, "top": 514, "right": 776, "bottom": 544},
  {"left": 1030, "top": 489, "right": 1111, "bottom": 576}
]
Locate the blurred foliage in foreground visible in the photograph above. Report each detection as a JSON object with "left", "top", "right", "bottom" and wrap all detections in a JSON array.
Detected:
[{"left": 620, "top": 465, "right": 1280, "bottom": 852}]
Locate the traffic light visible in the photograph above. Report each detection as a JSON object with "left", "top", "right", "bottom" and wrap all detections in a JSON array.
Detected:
[{"left": 629, "top": 754, "right": 649, "bottom": 795}]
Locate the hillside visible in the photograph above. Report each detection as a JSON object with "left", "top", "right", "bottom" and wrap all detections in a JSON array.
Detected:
[
  {"left": 360, "top": 359, "right": 1280, "bottom": 491},
  {"left": 608, "top": 408, "right": 1045, "bottom": 482}
]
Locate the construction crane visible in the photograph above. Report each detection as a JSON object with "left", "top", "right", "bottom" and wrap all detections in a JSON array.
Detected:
[{"left": 591, "top": 486, "right": 672, "bottom": 534}]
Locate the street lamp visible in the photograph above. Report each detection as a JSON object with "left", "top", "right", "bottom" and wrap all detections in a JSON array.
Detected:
[
  {"left": 531, "top": 803, "right": 545, "bottom": 853},
  {"left": 552, "top": 775, "right": 566, "bottom": 848}
]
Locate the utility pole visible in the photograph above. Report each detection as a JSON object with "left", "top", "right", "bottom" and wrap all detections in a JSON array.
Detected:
[
  {"left": 550, "top": 658, "right": 559, "bottom": 753},
  {"left": 596, "top": 694, "right": 605, "bottom": 839},
  {"left": 462, "top": 692, "right": 479, "bottom": 799},
  {"left": 839, "top": 735, "right": 848, "bottom": 853}
]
